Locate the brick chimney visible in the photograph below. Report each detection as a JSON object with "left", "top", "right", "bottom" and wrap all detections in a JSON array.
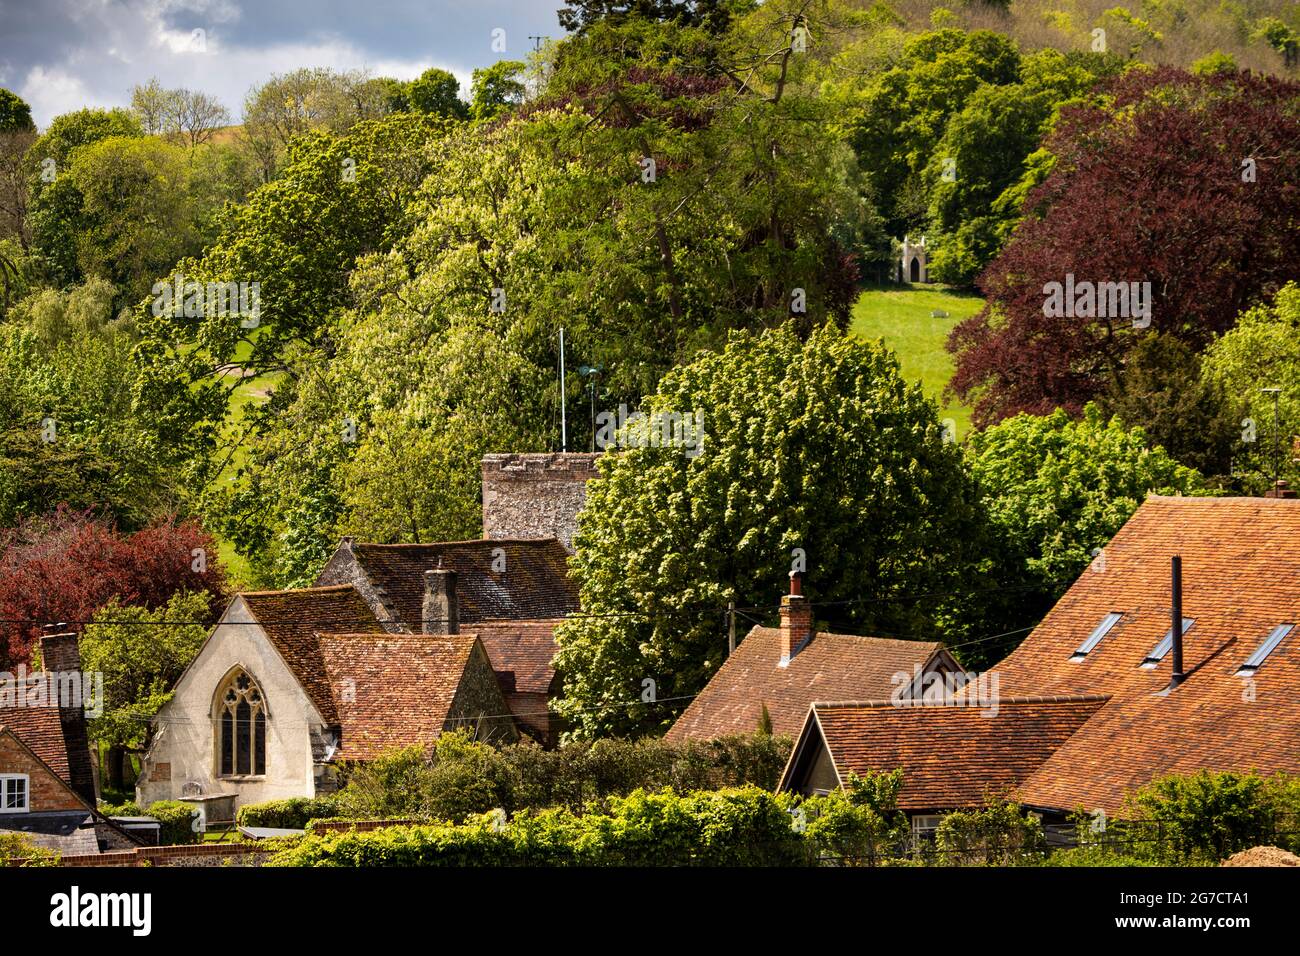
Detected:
[
  {"left": 423, "top": 569, "right": 459, "bottom": 635},
  {"left": 779, "top": 572, "right": 812, "bottom": 667},
  {"left": 38, "top": 631, "right": 97, "bottom": 806}
]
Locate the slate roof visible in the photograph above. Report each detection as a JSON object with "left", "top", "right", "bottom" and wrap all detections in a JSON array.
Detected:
[
  {"left": 315, "top": 632, "right": 489, "bottom": 761},
  {"left": 791, "top": 696, "right": 1109, "bottom": 811},
  {"left": 321, "top": 539, "right": 578, "bottom": 627},
  {"left": 990, "top": 495, "right": 1300, "bottom": 812},
  {"left": 240, "top": 585, "right": 384, "bottom": 725},
  {"left": 666, "top": 627, "right": 948, "bottom": 742}
]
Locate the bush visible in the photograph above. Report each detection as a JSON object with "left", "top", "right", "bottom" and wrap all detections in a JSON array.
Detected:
[
  {"left": 269, "top": 786, "right": 808, "bottom": 867},
  {"left": 332, "top": 730, "right": 792, "bottom": 822},
  {"left": 0, "top": 831, "right": 60, "bottom": 866},
  {"left": 1122, "top": 769, "right": 1287, "bottom": 863},
  {"left": 935, "top": 799, "right": 1046, "bottom": 865},
  {"left": 98, "top": 799, "right": 142, "bottom": 817},
  {"left": 801, "top": 772, "right": 909, "bottom": 865},
  {"left": 145, "top": 800, "right": 201, "bottom": 845},
  {"left": 236, "top": 796, "right": 341, "bottom": 830}
]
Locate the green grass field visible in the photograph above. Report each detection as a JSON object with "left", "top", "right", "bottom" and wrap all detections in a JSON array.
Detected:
[{"left": 849, "top": 283, "right": 985, "bottom": 441}]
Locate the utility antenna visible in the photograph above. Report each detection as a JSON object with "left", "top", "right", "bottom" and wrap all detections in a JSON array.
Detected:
[{"left": 559, "top": 327, "right": 567, "bottom": 452}]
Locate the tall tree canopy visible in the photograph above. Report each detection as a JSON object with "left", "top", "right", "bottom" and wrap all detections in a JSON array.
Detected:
[
  {"left": 949, "top": 67, "right": 1300, "bottom": 426},
  {"left": 554, "top": 323, "right": 986, "bottom": 738}
]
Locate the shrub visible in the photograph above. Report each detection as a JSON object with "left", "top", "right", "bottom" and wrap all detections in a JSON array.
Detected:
[
  {"left": 145, "top": 800, "right": 201, "bottom": 845},
  {"left": 236, "top": 796, "right": 341, "bottom": 830},
  {"left": 333, "top": 730, "right": 792, "bottom": 821},
  {"left": 268, "top": 786, "right": 806, "bottom": 867},
  {"left": 1123, "top": 769, "right": 1282, "bottom": 863},
  {"left": 802, "top": 772, "right": 909, "bottom": 865},
  {"left": 0, "top": 831, "right": 60, "bottom": 866},
  {"left": 935, "top": 799, "right": 1046, "bottom": 865}
]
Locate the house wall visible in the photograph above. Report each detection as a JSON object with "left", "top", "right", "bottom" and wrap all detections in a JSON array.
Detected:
[
  {"left": 803, "top": 741, "right": 841, "bottom": 795},
  {"left": 136, "top": 598, "right": 325, "bottom": 810},
  {"left": 481, "top": 453, "right": 600, "bottom": 553},
  {"left": 446, "top": 643, "right": 520, "bottom": 746},
  {"left": 0, "top": 732, "right": 85, "bottom": 812}
]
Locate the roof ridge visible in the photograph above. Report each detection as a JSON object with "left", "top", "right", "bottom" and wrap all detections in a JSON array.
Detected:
[
  {"left": 353, "top": 538, "right": 564, "bottom": 549},
  {"left": 242, "top": 584, "right": 356, "bottom": 598},
  {"left": 813, "top": 694, "right": 1112, "bottom": 709}
]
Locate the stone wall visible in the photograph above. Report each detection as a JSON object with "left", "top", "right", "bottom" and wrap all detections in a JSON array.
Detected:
[{"left": 481, "top": 453, "right": 600, "bottom": 553}]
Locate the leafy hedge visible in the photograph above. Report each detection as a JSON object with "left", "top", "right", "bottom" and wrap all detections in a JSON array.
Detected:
[
  {"left": 143, "top": 800, "right": 201, "bottom": 845},
  {"left": 269, "top": 787, "right": 810, "bottom": 867},
  {"left": 236, "top": 796, "right": 341, "bottom": 830},
  {"left": 322, "top": 730, "right": 791, "bottom": 823}
]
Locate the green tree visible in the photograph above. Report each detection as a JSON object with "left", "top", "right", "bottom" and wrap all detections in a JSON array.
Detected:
[
  {"left": 1201, "top": 282, "right": 1300, "bottom": 493},
  {"left": 25, "top": 108, "right": 144, "bottom": 286},
  {"left": 1100, "top": 333, "right": 1238, "bottom": 479},
  {"left": 80, "top": 591, "right": 212, "bottom": 790},
  {"left": 554, "top": 324, "right": 985, "bottom": 738},
  {"left": 407, "top": 67, "right": 469, "bottom": 119},
  {"left": 469, "top": 60, "right": 527, "bottom": 120},
  {"left": 0, "top": 89, "right": 34, "bottom": 133},
  {"left": 963, "top": 404, "right": 1206, "bottom": 663}
]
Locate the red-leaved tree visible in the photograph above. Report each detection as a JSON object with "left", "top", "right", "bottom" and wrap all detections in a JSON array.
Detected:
[
  {"left": 949, "top": 67, "right": 1300, "bottom": 426},
  {"left": 0, "top": 507, "right": 227, "bottom": 668}
]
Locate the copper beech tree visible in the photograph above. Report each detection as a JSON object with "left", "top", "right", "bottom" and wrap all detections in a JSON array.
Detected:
[{"left": 949, "top": 67, "right": 1300, "bottom": 427}]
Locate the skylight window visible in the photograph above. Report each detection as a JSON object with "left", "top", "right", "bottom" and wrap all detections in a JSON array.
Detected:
[
  {"left": 1236, "top": 624, "right": 1294, "bottom": 676},
  {"left": 1140, "top": 618, "right": 1195, "bottom": 669},
  {"left": 1071, "top": 612, "right": 1124, "bottom": 660}
]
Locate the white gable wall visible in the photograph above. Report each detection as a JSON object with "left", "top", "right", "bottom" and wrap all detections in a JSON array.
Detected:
[{"left": 136, "top": 596, "right": 325, "bottom": 809}]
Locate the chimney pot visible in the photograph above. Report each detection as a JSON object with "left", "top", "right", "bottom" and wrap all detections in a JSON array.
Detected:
[{"left": 423, "top": 569, "right": 459, "bottom": 635}]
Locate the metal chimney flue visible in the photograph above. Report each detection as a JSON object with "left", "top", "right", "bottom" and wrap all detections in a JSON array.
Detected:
[{"left": 1169, "top": 555, "right": 1186, "bottom": 689}]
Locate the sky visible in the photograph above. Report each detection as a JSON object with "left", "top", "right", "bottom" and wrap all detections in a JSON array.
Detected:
[{"left": 0, "top": 0, "right": 570, "bottom": 128}]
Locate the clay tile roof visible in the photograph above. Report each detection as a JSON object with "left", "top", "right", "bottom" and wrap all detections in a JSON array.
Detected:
[
  {"left": 988, "top": 495, "right": 1300, "bottom": 812},
  {"left": 315, "top": 632, "right": 482, "bottom": 761},
  {"left": 665, "top": 627, "right": 945, "bottom": 742},
  {"left": 471, "top": 619, "right": 562, "bottom": 695},
  {"left": 345, "top": 539, "right": 578, "bottom": 625},
  {"left": 0, "top": 706, "right": 70, "bottom": 781},
  {"left": 241, "top": 585, "right": 384, "bottom": 725},
  {"left": 809, "top": 696, "right": 1110, "bottom": 811}
]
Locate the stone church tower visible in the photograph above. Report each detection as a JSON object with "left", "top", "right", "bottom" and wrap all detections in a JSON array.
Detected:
[{"left": 899, "top": 235, "right": 928, "bottom": 284}]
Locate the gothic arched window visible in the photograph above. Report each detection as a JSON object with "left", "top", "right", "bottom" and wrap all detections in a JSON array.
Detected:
[{"left": 216, "top": 669, "right": 267, "bottom": 777}]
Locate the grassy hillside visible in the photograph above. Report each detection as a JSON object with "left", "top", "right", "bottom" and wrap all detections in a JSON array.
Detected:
[{"left": 849, "top": 284, "right": 985, "bottom": 441}]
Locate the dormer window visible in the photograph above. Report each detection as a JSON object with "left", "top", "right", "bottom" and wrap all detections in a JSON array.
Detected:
[
  {"left": 1140, "top": 619, "right": 1195, "bottom": 669},
  {"left": 1236, "top": 624, "right": 1294, "bottom": 677},
  {"left": 1071, "top": 612, "right": 1124, "bottom": 660}
]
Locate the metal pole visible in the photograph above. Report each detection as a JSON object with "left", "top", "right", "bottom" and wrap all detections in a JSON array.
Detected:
[
  {"left": 1170, "top": 555, "right": 1184, "bottom": 687},
  {"left": 559, "top": 328, "right": 567, "bottom": 452},
  {"left": 727, "top": 602, "right": 736, "bottom": 656}
]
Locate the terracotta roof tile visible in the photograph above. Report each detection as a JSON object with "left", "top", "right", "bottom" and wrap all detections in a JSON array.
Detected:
[
  {"left": 994, "top": 496, "right": 1300, "bottom": 813},
  {"left": 666, "top": 627, "right": 944, "bottom": 741},
  {"left": 472, "top": 619, "right": 561, "bottom": 695},
  {"left": 809, "top": 696, "right": 1109, "bottom": 811},
  {"left": 0, "top": 705, "right": 70, "bottom": 781},
  {"left": 241, "top": 585, "right": 384, "bottom": 725},
  {"left": 316, "top": 632, "right": 482, "bottom": 761}
]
